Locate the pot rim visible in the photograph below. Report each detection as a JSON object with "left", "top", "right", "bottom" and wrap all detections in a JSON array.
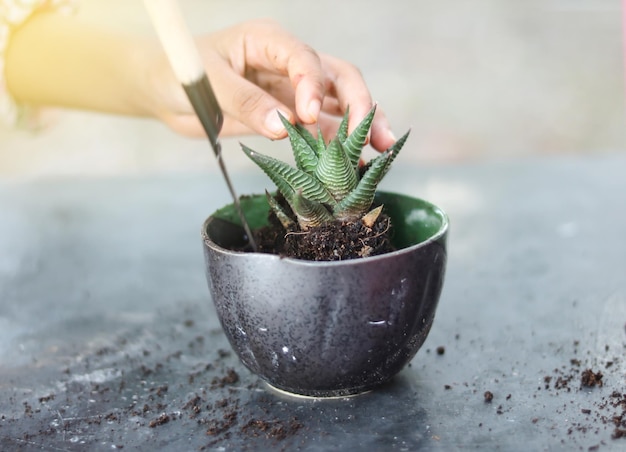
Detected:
[{"left": 201, "top": 190, "right": 449, "bottom": 266}]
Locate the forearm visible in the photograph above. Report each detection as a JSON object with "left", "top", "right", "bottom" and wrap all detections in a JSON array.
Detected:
[
  {"left": 5, "top": 10, "right": 162, "bottom": 117},
  {"left": 4, "top": 13, "right": 396, "bottom": 149}
]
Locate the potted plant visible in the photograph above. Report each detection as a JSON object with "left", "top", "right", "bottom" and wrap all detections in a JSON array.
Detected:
[{"left": 201, "top": 106, "right": 449, "bottom": 398}]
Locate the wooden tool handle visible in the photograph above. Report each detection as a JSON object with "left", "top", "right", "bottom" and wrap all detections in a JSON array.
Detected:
[{"left": 143, "top": 0, "right": 204, "bottom": 85}]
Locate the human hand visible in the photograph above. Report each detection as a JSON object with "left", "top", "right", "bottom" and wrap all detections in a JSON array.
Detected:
[{"left": 149, "top": 19, "right": 396, "bottom": 152}]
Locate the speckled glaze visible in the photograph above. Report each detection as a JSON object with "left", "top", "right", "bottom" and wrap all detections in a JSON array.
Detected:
[{"left": 201, "top": 191, "right": 448, "bottom": 398}]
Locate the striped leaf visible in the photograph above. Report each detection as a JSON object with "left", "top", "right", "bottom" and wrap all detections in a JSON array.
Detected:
[
  {"left": 358, "top": 129, "right": 410, "bottom": 178},
  {"left": 316, "top": 124, "right": 326, "bottom": 156},
  {"left": 343, "top": 105, "right": 376, "bottom": 169},
  {"left": 381, "top": 129, "right": 410, "bottom": 176},
  {"left": 278, "top": 112, "right": 318, "bottom": 174},
  {"left": 265, "top": 190, "right": 295, "bottom": 230},
  {"left": 336, "top": 106, "right": 350, "bottom": 142},
  {"left": 333, "top": 150, "right": 392, "bottom": 221},
  {"left": 295, "top": 123, "right": 320, "bottom": 157},
  {"left": 291, "top": 190, "right": 334, "bottom": 230},
  {"left": 314, "top": 138, "right": 358, "bottom": 201},
  {"left": 241, "top": 144, "right": 335, "bottom": 206}
]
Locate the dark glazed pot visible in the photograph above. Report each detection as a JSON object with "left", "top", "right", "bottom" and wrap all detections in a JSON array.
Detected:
[{"left": 201, "top": 191, "right": 448, "bottom": 398}]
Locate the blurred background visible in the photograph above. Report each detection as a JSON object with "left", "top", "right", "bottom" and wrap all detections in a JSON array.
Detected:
[{"left": 0, "top": 0, "right": 624, "bottom": 178}]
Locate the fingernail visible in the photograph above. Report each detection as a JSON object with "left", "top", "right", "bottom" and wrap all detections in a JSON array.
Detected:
[
  {"left": 307, "top": 99, "right": 321, "bottom": 122},
  {"left": 388, "top": 129, "right": 397, "bottom": 142},
  {"left": 265, "top": 110, "right": 289, "bottom": 136}
]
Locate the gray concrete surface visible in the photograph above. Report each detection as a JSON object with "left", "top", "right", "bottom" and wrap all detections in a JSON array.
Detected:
[
  {"left": 1, "top": 0, "right": 624, "bottom": 178},
  {"left": 1, "top": 153, "right": 625, "bottom": 450}
]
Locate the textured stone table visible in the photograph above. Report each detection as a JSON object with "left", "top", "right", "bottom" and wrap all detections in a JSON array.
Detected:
[{"left": 1, "top": 153, "right": 625, "bottom": 451}]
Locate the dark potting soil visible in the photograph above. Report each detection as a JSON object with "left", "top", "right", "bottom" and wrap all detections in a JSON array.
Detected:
[
  {"left": 581, "top": 368, "right": 604, "bottom": 388},
  {"left": 253, "top": 210, "right": 395, "bottom": 261}
]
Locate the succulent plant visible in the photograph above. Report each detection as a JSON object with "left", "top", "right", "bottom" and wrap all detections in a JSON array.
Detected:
[{"left": 241, "top": 105, "right": 410, "bottom": 231}]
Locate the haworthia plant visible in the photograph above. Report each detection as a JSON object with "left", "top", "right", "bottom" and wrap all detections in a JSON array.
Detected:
[{"left": 241, "top": 105, "right": 410, "bottom": 230}]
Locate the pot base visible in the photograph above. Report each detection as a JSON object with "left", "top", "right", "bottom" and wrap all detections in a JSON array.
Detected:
[{"left": 264, "top": 382, "right": 373, "bottom": 400}]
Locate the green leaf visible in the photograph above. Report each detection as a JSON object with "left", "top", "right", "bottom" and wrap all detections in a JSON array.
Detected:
[
  {"left": 241, "top": 144, "right": 335, "bottom": 205},
  {"left": 382, "top": 129, "right": 410, "bottom": 175},
  {"left": 316, "top": 124, "right": 326, "bottom": 156},
  {"left": 291, "top": 189, "right": 334, "bottom": 230},
  {"left": 295, "top": 123, "right": 320, "bottom": 157},
  {"left": 343, "top": 105, "right": 376, "bottom": 169},
  {"left": 278, "top": 111, "right": 318, "bottom": 174},
  {"left": 334, "top": 150, "right": 392, "bottom": 221},
  {"left": 335, "top": 129, "right": 409, "bottom": 220},
  {"left": 314, "top": 137, "right": 358, "bottom": 202},
  {"left": 358, "top": 128, "right": 410, "bottom": 178},
  {"left": 336, "top": 106, "right": 350, "bottom": 142},
  {"left": 265, "top": 190, "right": 294, "bottom": 230}
]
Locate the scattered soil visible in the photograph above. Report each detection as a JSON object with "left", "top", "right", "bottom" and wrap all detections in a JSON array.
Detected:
[
  {"left": 531, "top": 341, "right": 625, "bottom": 447},
  {"left": 241, "top": 418, "right": 304, "bottom": 440},
  {"left": 148, "top": 413, "right": 170, "bottom": 428},
  {"left": 431, "top": 325, "right": 626, "bottom": 449},
  {"left": 0, "top": 312, "right": 306, "bottom": 451},
  {"left": 581, "top": 368, "right": 604, "bottom": 388},
  {"left": 211, "top": 368, "right": 240, "bottom": 389},
  {"left": 252, "top": 196, "right": 395, "bottom": 261}
]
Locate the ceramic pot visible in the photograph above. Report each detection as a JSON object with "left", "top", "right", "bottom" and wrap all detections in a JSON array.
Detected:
[{"left": 201, "top": 191, "right": 448, "bottom": 398}]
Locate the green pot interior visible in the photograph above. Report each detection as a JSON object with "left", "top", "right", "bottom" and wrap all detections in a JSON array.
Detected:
[{"left": 209, "top": 191, "right": 447, "bottom": 250}]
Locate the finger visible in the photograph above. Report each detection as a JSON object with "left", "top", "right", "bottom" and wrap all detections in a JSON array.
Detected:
[
  {"left": 319, "top": 54, "right": 398, "bottom": 152},
  {"left": 220, "top": 117, "right": 254, "bottom": 136},
  {"left": 369, "top": 108, "right": 397, "bottom": 152},
  {"left": 277, "top": 43, "right": 325, "bottom": 124},
  {"left": 319, "top": 53, "right": 373, "bottom": 133},
  {"left": 249, "top": 72, "right": 297, "bottom": 111},
  {"left": 232, "top": 20, "right": 326, "bottom": 124},
  {"left": 251, "top": 68, "right": 397, "bottom": 152},
  {"left": 319, "top": 92, "right": 396, "bottom": 152},
  {"left": 160, "top": 111, "right": 256, "bottom": 140},
  {"left": 209, "top": 59, "right": 293, "bottom": 139}
]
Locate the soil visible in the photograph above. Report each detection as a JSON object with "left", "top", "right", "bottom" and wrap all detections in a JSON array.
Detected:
[
  {"left": 252, "top": 197, "right": 395, "bottom": 261},
  {"left": 581, "top": 368, "right": 604, "bottom": 387},
  {"left": 504, "top": 345, "right": 623, "bottom": 447},
  {"left": 3, "top": 310, "right": 624, "bottom": 450},
  {"left": 241, "top": 418, "right": 304, "bottom": 440},
  {"left": 434, "top": 323, "right": 626, "bottom": 449},
  {"left": 0, "top": 311, "right": 306, "bottom": 451}
]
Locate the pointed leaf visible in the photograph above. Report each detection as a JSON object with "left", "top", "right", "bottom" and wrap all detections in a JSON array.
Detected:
[
  {"left": 343, "top": 105, "right": 377, "bottom": 169},
  {"left": 316, "top": 124, "right": 326, "bottom": 156},
  {"left": 295, "top": 123, "right": 320, "bottom": 157},
  {"left": 387, "top": 129, "right": 410, "bottom": 155},
  {"left": 291, "top": 189, "right": 334, "bottom": 230},
  {"left": 278, "top": 112, "right": 318, "bottom": 174},
  {"left": 334, "top": 150, "right": 392, "bottom": 221},
  {"left": 336, "top": 106, "right": 350, "bottom": 142},
  {"left": 358, "top": 128, "right": 410, "bottom": 178},
  {"left": 265, "top": 190, "right": 294, "bottom": 230},
  {"left": 315, "top": 137, "right": 358, "bottom": 202},
  {"left": 381, "top": 129, "right": 410, "bottom": 176},
  {"left": 242, "top": 144, "right": 335, "bottom": 205}
]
